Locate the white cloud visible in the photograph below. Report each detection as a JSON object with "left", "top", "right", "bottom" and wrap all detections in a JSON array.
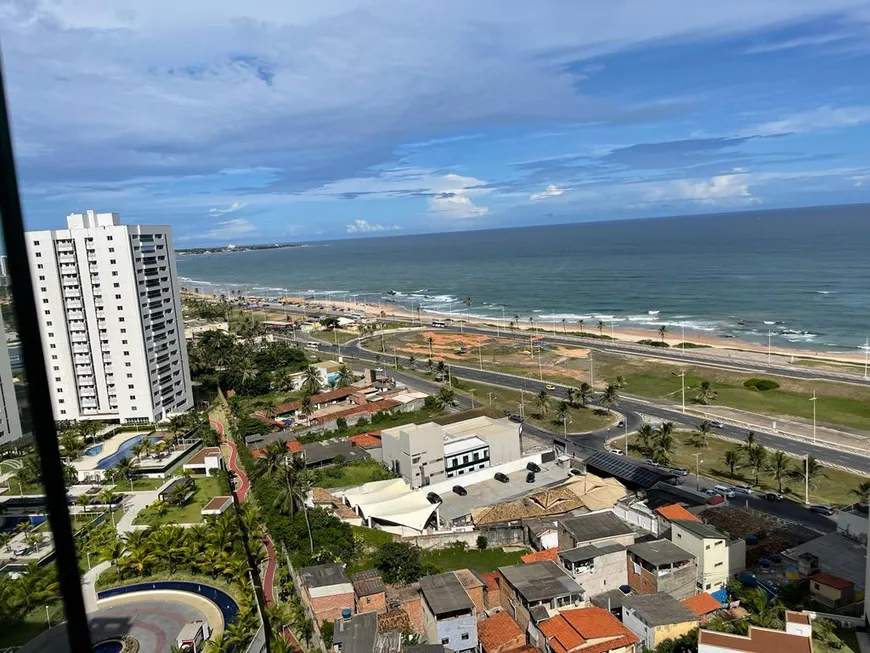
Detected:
[
  {"left": 185, "top": 217, "right": 258, "bottom": 241},
  {"left": 345, "top": 220, "right": 402, "bottom": 233},
  {"left": 749, "top": 105, "right": 870, "bottom": 136},
  {"left": 529, "top": 184, "right": 567, "bottom": 201},
  {"left": 209, "top": 201, "right": 244, "bottom": 215},
  {"left": 744, "top": 32, "right": 854, "bottom": 54},
  {"left": 426, "top": 174, "right": 490, "bottom": 219},
  {"left": 645, "top": 173, "right": 754, "bottom": 204}
]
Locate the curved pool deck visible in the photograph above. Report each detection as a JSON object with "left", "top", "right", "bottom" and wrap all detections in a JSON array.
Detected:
[{"left": 70, "top": 431, "right": 159, "bottom": 475}]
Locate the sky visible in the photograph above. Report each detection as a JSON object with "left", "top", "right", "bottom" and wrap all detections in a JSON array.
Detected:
[{"left": 3, "top": 1, "right": 870, "bottom": 244}]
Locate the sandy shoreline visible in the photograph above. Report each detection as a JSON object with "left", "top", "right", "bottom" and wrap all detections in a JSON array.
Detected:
[{"left": 183, "top": 290, "right": 868, "bottom": 365}]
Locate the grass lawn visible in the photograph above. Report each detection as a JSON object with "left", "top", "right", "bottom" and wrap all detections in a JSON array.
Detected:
[
  {"left": 133, "top": 476, "right": 225, "bottom": 526},
  {"left": 298, "top": 406, "right": 444, "bottom": 444},
  {"left": 127, "top": 477, "right": 169, "bottom": 491},
  {"left": 4, "top": 475, "right": 46, "bottom": 495},
  {"left": 0, "top": 602, "right": 65, "bottom": 648},
  {"left": 313, "top": 460, "right": 395, "bottom": 489},
  {"left": 422, "top": 545, "right": 527, "bottom": 573},
  {"left": 611, "top": 431, "right": 869, "bottom": 506},
  {"left": 313, "top": 328, "right": 359, "bottom": 344},
  {"left": 833, "top": 629, "right": 861, "bottom": 653},
  {"left": 594, "top": 353, "right": 870, "bottom": 432},
  {"left": 450, "top": 378, "right": 614, "bottom": 434}
]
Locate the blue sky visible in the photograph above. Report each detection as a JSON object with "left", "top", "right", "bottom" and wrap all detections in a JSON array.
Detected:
[{"left": 3, "top": 1, "right": 870, "bottom": 244}]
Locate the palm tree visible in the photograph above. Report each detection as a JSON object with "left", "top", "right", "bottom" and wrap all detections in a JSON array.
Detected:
[
  {"left": 598, "top": 383, "right": 619, "bottom": 414},
  {"left": 24, "top": 531, "right": 45, "bottom": 553},
  {"left": 426, "top": 358, "right": 434, "bottom": 374},
  {"left": 578, "top": 382, "right": 593, "bottom": 406},
  {"left": 131, "top": 442, "right": 147, "bottom": 463},
  {"left": 59, "top": 429, "right": 84, "bottom": 459},
  {"left": 533, "top": 390, "right": 550, "bottom": 417},
  {"left": 658, "top": 421, "right": 675, "bottom": 437},
  {"left": 694, "top": 380, "right": 718, "bottom": 405},
  {"left": 803, "top": 456, "right": 826, "bottom": 489},
  {"left": 851, "top": 481, "right": 870, "bottom": 504},
  {"left": 578, "top": 318, "right": 584, "bottom": 334},
  {"left": 98, "top": 539, "right": 126, "bottom": 565},
  {"left": 597, "top": 320, "right": 605, "bottom": 336},
  {"left": 407, "top": 353, "right": 416, "bottom": 368},
  {"left": 427, "top": 336, "right": 434, "bottom": 359},
  {"left": 75, "top": 494, "right": 91, "bottom": 514},
  {"left": 555, "top": 401, "right": 570, "bottom": 425},
  {"left": 747, "top": 445, "right": 767, "bottom": 486},
  {"left": 658, "top": 324, "right": 668, "bottom": 343},
  {"left": 260, "top": 440, "right": 289, "bottom": 477},
  {"left": 614, "top": 375, "right": 628, "bottom": 390},
  {"left": 724, "top": 448, "right": 743, "bottom": 478},
  {"left": 273, "top": 368, "right": 296, "bottom": 391},
  {"left": 654, "top": 431, "right": 676, "bottom": 464},
  {"left": 564, "top": 387, "right": 577, "bottom": 408},
  {"left": 636, "top": 424, "right": 657, "bottom": 453},
  {"left": 205, "top": 633, "right": 232, "bottom": 653},
  {"left": 693, "top": 420, "right": 712, "bottom": 448},
  {"left": 769, "top": 451, "right": 792, "bottom": 493},
  {"left": 111, "top": 456, "right": 135, "bottom": 484},
  {"left": 436, "top": 385, "right": 455, "bottom": 409},
  {"left": 300, "top": 366, "right": 322, "bottom": 396},
  {"left": 336, "top": 365, "right": 354, "bottom": 388},
  {"left": 745, "top": 431, "right": 756, "bottom": 451},
  {"left": 463, "top": 297, "right": 473, "bottom": 327},
  {"left": 299, "top": 396, "right": 314, "bottom": 425}
]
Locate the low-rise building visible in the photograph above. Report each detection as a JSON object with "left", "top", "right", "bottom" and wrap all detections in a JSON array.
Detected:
[
  {"left": 622, "top": 593, "right": 699, "bottom": 650},
  {"left": 333, "top": 611, "right": 402, "bottom": 653},
  {"left": 496, "top": 560, "right": 584, "bottom": 635},
  {"left": 698, "top": 611, "right": 813, "bottom": 653},
  {"left": 558, "top": 510, "right": 636, "bottom": 550},
  {"left": 454, "top": 568, "right": 485, "bottom": 616},
  {"left": 538, "top": 606, "right": 639, "bottom": 653},
  {"left": 809, "top": 572, "right": 855, "bottom": 609},
  {"left": 299, "top": 563, "right": 355, "bottom": 624},
  {"left": 385, "top": 582, "right": 424, "bottom": 635},
  {"left": 558, "top": 543, "right": 627, "bottom": 598},
  {"left": 352, "top": 569, "right": 387, "bottom": 614},
  {"left": 627, "top": 539, "right": 696, "bottom": 600},
  {"left": 477, "top": 611, "right": 525, "bottom": 653},
  {"left": 670, "top": 520, "right": 745, "bottom": 592},
  {"left": 681, "top": 593, "right": 724, "bottom": 623},
  {"left": 420, "top": 572, "right": 478, "bottom": 653}
]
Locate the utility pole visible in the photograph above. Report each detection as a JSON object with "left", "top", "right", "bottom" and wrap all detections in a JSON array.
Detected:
[
  {"left": 590, "top": 350, "right": 594, "bottom": 388},
  {"left": 767, "top": 330, "right": 773, "bottom": 364},
  {"left": 478, "top": 345, "right": 483, "bottom": 371},
  {"left": 810, "top": 390, "right": 817, "bottom": 444},
  {"left": 488, "top": 392, "right": 495, "bottom": 406},
  {"left": 469, "top": 389, "right": 475, "bottom": 409},
  {"left": 678, "top": 370, "right": 686, "bottom": 414},
  {"left": 681, "top": 323, "right": 685, "bottom": 351},
  {"left": 624, "top": 419, "right": 629, "bottom": 455},
  {"left": 692, "top": 453, "right": 703, "bottom": 492},
  {"left": 804, "top": 455, "right": 809, "bottom": 506}
]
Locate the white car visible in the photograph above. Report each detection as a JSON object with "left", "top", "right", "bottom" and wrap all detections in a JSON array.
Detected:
[
  {"left": 704, "top": 489, "right": 722, "bottom": 498},
  {"left": 732, "top": 484, "right": 753, "bottom": 495},
  {"left": 713, "top": 484, "right": 736, "bottom": 498},
  {"left": 608, "top": 449, "right": 625, "bottom": 456}
]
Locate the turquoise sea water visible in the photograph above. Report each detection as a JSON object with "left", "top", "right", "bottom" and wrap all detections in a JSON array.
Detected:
[{"left": 177, "top": 204, "right": 870, "bottom": 352}]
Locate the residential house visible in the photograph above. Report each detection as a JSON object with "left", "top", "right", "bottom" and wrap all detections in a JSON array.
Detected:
[
  {"left": 558, "top": 511, "right": 636, "bottom": 551},
  {"left": 420, "top": 572, "right": 478, "bottom": 653},
  {"left": 496, "top": 560, "right": 584, "bottom": 638},
  {"left": 526, "top": 519, "right": 560, "bottom": 551},
  {"left": 681, "top": 593, "right": 724, "bottom": 623},
  {"left": 670, "top": 520, "right": 746, "bottom": 592},
  {"left": 478, "top": 612, "right": 525, "bottom": 653},
  {"left": 299, "top": 563, "right": 355, "bottom": 624},
  {"left": 538, "top": 606, "right": 639, "bottom": 653},
  {"left": 655, "top": 504, "right": 702, "bottom": 530},
  {"left": 352, "top": 569, "right": 387, "bottom": 614},
  {"left": 182, "top": 447, "right": 225, "bottom": 475},
  {"left": 302, "top": 439, "right": 370, "bottom": 468},
  {"left": 523, "top": 548, "right": 561, "bottom": 564},
  {"left": 809, "top": 572, "right": 855, "bottom": 609},
  {"left": 698, "top": 611, "right": 813, "bottom": 653},
  {"left": 385, "top": 582, "right": 424, "bottom": 635},
  {"left": 627, "top": 539, "right": 696, "bottom": 600},
  {"left": 333, "top": 611, "right": 402, "bottom": 653},
  {"left": 454, "top": 569, "right": 486, "bottom": 615},
  {"left": 621, "top": 593, "right": 699, "bottom": 650},
  {"left": 558, "top": 543, "right": 627, "bottom": 598},
  {"left": 482, "top": 572, "right": 502, "bottom": 610}
]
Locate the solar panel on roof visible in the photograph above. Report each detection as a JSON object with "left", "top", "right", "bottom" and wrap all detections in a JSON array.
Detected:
[{"left": 584, "top": 452, "right": 669, "bottom": 488}]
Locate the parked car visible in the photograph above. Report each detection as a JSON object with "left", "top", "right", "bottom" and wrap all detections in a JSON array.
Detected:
[
  {"left": 732, "top": 484, "right": 753, "bottom": 495},
  {"left": 714, "top": 484, "right": 737, "bottom": 498},
  {"left": 426, "top": 492, "right": 442, "bottom": 504},
  {"left": 764, "top": 492, "right": 784, "bottom": 502},
  {"left": 526, "top": 472, "right": 536, "bottom": 483},
  {"left": 452, "top": 485, "right": 467, "bottom": 496},
  {"left": 704, "top": 488, "right": 722, "bottom": 498},
  {"left": 526, "top": 461, "right": 541, "bottom": 473},
  {"left": 706, "top": 494, "right": 726, "bottom": 506},
  {"left": 810, "top": 504, "right": 835, "bottom": 516},
  {"left": 645, "top": 459, "right": 660, "bottom": 467},
  {"left": 494, "top": 472, "right": 510, "bottom": 483},
  {"left": 671, "top": 467, "right": 689, "bottom": 476},
  {"left": 609, "top": 449, "right": 625, "bottom": 456},
  {"left": 508, "top": 414, "right": 524, "bottom": 423}
]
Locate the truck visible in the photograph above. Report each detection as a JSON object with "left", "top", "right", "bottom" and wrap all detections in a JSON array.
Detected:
[{"left": 176, "top": 620, "right": 210, "bottom": 651}]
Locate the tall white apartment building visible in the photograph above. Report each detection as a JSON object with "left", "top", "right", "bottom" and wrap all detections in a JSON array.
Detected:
[
  {"left": 25, "top": 210, "right": 193, "bottom": 424},
  {"left": 0, "top": 310, "right": 22, "bottom": 445}
]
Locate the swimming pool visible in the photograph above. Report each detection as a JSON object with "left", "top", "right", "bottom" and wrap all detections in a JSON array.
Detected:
[
  {"left": 85, "top": 444, "right": 104, "bottom": 456},
  {"left": 91, "top": 640, "right": 123, "bottom": 653},
  {"left": 96, "top": 434, "right": 163, "bottom": 470}
]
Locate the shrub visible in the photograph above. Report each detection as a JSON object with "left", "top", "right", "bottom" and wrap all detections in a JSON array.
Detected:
[
  {"left": 476, "top": 535, "right": 488, "bottom": 550},
  {"left": 356, "top": 416, "right": 369, "bottom": 427},
  {"left": 743, "top": 378, "right": 780, "bottom": 392},
  {"left": 336, "top": 417, "right": 348, "bottom": 431},
  {"left": 637, "top": 339, "right": 670, "bottom": 348}
]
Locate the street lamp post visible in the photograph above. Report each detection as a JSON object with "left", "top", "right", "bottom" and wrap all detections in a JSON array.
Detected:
[
  {"left": 478, "top": 345, "right": 483, "bottom": 371},
  {"left": 767, "top": 330, "right": 773, "bottom": 364},
  {"left": 864, "top": 337, "right": 869, "bottom": 380},
  {"left": 469, "top": 389, "right": 476, "bottom": 409},
  {"left": 804, "top": 455, "right": 810, "bottom": 506},
  {"left": 86, "top": 551, "right": 92, "bottom": 570},
  {"left": 488, "top": 392, "right": 495, "bottom": 406},
  {"left": 589, "top": 350, "right": 594, "bottom": 388},
  {"left": 810, "top": 390, "right": 817, "bottom": 444},
  {"left": 692, "top": 453, "right": 703, "bottom": 492},
  {"left": 681, "top": 323, "right": 685, "bottom": 351},
  {"left": 624, "top": 419, "right": 629, "bottom": 455},
  {"left": 677, "top": 370, "right": 686, "bottom": 414}
]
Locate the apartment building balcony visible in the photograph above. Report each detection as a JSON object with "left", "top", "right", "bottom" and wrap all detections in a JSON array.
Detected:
[
  {"left": 63, "top": 290, "right": 81, "bottom": 300},
  {"left": 72, "top": 345, "right": 90, "bottom": 355},
  {"left": 58, "top": 254, "right": 77, "bottom": 264}
]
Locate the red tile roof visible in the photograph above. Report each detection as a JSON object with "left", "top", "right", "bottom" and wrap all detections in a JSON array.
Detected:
[
  {"left": 521, "top": 548, "right": 559, "bottom": 564},
  {"left": 478, "top": 612, "right": 523, "bottom": 653},
  {"left": 481, "top": 571, "right": 500, "bottom": 593},
  {"left": 785, "top": 611, "right": 811, "bottom": 626},
  {"left": 682, "top": 593, "right": 722, "bottom": 616},
  {"left": 274, "top": 386, "right": 360, "bottom": 415},
  {"left": 348, "top": 431, "right": 382, "bottom": 448},
  {"left": 539, "top": 607, "right": 639, "bottom": 653},
  {"left": 811, "top": 572, "right": 854, "bottom": 591},
  {"left": 699, "top": 627, "right": 813, "bottom": 653},
  {"left": 655, "top": 504, "right": 701, "bottom": 523},
  {"left": 251, "top": 439, "right": 302, "bottom": 458},
  {"left": 311, "top": 400, "right": 400, "bottom": 424}
]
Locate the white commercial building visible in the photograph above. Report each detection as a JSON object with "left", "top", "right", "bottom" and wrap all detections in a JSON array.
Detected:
[
  {"left": 0, "top": 310, "right": 22, "bottom": 445},
  {"left": 381, "top": 415, "right": 522, "bottom": 489},
  {"left": 25, "top": 210, "right": 192, "bottom": 424}
]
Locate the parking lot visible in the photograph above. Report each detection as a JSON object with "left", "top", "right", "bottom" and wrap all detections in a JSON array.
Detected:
[{"left": 436, "top": 462, "right": 572, "bottom": 523}]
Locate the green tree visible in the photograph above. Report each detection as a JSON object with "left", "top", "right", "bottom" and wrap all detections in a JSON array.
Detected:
[
  {"left": 375, "top": 541, "right": 424, "bottom": 584},
  {"left": 336, "top": 365, "right": 354, "bottom": 388},
  {"left": 59, "top": 429, "right": 85, "bottom": 459},
  {"left": 724, "top": 448, "right": 743, "bottom": 478},
  {"left": 802, "top": 456, "right": 826, "bottom": 489},
  {"left": 769, "top": 451, "right": 792, "bottom": 493},
  {"left": 555, "top": 401, "right": 570, "bottom": 425},
  {"left": 578, "top": 382, "right": 593, "bottom": 406},
  {"left": 658, "top": 324, "right": 668, "bottom": 343},
  {"left": 597, "top": 320, "right": 605, "bottom": 336},
  {"left": 851, "top": 480, "right": 870, "bottom": 504},
  {"left": 694, "top": 380, "right": 718, "bottom": 405},
  {"left": 747, "top": 445, "right": 767, "bottom": 486},
  {"left": 653, "top": 430, "right": 676, "bottom": 465},
  {"left": 300, "top": 366, "right": 323, "bottom": 396},
  {"left": 598, "top": 383, "right": 619, "bottom": 413},
  {"left": 437, "top": 385, "right": 455, "bottom": 409},
  {"left": 636, "top": 424, "right": 657, "bottom": 454},
  {"left": 533, "top": 390, "right": 550, "bottom": 417},
  {"left": 693, "top": 420, "right": 712, "bottom": 448},
  {"left": 299, "top": 395, "right": 314, "bottom": 424}
]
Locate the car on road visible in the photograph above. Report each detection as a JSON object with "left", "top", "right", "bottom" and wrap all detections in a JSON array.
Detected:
[
  {"left": 508, "top": 414, "right": 524, "bottom": 423},
  {"left": 494, "top": 472, "right": 510, "bottom": 483},
  {"left": 732, "top": 484, "right": 753, "bottom": 495},
  {"left": 764, "top": 492, "right": 784, "bottom": 502},
  {"left": 706, "top": 494, "right": 726, "bottom": 506},
  {"left": 452, "top": 485, "right": 467, "bottom": 496},
  {"left": 608, "top": 449, "right": 625, "bottom": 456},
  {"left": 426, "top": 492, "right": 442, "bottom": 504},
  {"left": 527, "top": 462, "right": 541, "bottom": 473},
  {"left": 617, "top": 420, "right": 625, "bottom": 428},
  {"left": 709, "top": 420, "right": 724, "bottom": 428},
  {"left": 714, "top": 484, "right": 737, "bottom": 498},
  {"left": 545, "top": 384, "right": 556, "bottom": 391},
  {"left": 669, "top": 467, "right": 689, "bottom": 476},
  {"left": 374, "top": 367, "right": 384, "bottom": 373},
  {"left": 810, "top": 504, "right": 835, "bottom": 516},
  {"left": 645, "top": 458, "right": 660, "bottom": 467},
  {"left": 526, "top": 472, "right": 536, "bottom": 483},
  {"left": 704, "top": 489, "right": 723, "bottom": 498}
]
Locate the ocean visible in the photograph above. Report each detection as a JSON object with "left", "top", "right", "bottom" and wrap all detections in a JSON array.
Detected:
[{"left": 176, "top": 204, "right": 870, "bottom": 352}]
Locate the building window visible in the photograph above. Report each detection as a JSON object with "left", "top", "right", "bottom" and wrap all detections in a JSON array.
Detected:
[
  {"left": 441, "top": 640, "right": 449, "bottom": 646},
  {"left": 714, "top": 562, "right": 723, "bottom": 567},
  {"left": 109, "top": 259, "right": 116, "bottom": 264},
  {"left": 461, "top": 633, "right": 469, "bottom": 641},
  {"left": 366, "top": 597, "right": 371, "bottom": 604}
]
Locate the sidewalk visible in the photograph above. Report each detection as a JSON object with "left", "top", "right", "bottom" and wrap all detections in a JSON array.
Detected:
[
  {"left": 115, "top": 492, "right": 157, "bottom": 535},
  {"left": 82, "top": 560, "right": 111, "bottom": 613}
]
